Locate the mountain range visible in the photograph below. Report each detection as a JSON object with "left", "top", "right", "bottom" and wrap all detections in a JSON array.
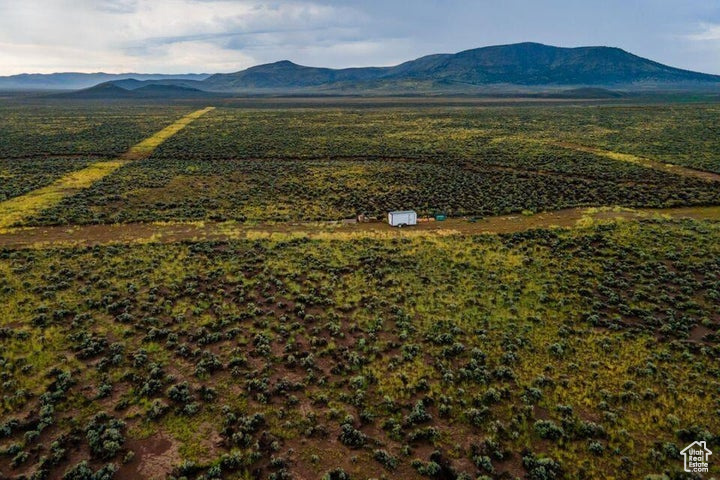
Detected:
[
  {"left": 0, "top": 73, "right": 209, "bottom": 91},
  {"left": 201, "top": 43, "right": 720, "bottom": 92},
  {"left": 4, "top": 43, "right": 719, "bottom": 97}
]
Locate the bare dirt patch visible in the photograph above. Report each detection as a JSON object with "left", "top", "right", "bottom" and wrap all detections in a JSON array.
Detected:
[
  {"left": 689, "top": 324, "right": 716, "bottom": 343},
  {"left": 117, "top": 432, "right": 181, "bottom": 480}
]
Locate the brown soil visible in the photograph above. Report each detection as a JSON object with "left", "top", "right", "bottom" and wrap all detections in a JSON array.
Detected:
[
  {"left": 116, "top": 433, "right": 181, "bottom": 480},
  {"left": 689, "top": 324, "right": 715, "bottom": 343},
  {"left": 494, "top": 452, "right": 526, "bottom": 479},
  {"left": 534, "top": 405, "right": 551, "bottom": 420}
]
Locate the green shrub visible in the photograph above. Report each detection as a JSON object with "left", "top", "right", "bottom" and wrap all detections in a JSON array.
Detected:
[{"left": 85, "top": 413, "right": 125, "bottom": 460}]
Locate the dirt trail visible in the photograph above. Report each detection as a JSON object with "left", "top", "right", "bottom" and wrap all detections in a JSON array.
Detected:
[
  {"left": 0, "top": 107, "right": 215, "bottom": 229},
  {"left": 551, "top": 141, "right": 720, "bottom": 182},
  {"left": 1, "top": 206, "right": 718, "bottom": 249}
]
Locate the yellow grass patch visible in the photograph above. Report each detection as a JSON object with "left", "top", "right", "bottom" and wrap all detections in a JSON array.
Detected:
[
  {"left": 551, "top": 141, "right": 720, "bottom": 182},
  {"left": 0, "top": 107, "right": 215, "bottom": 229},
  {"left": 498, "top": 135, "right": 720, "bottom": 182},
  {"left": 0, "top": 160, "right": 125, "bottom": 229},
  {"left": 123, "top": 107, "right": 215, "bottom": 160}
]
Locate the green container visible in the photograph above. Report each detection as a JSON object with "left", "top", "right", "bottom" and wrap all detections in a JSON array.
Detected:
[{"left": 435, "top": 214, "right": 447, "bottom": 221}]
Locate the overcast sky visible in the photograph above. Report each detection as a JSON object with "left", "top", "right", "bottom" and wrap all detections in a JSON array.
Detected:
[{"left": 1, "top": 0, "right": 719, "bottom": 75}]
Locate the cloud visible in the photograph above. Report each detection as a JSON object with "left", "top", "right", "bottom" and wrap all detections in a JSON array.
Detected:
[
  {"left": 0, "top": 0, "right": 719, "bottom": 75},
  {"left": 686, "top": 23, "right": 720, "bottom": 41},
  {"left": 142, "top": 40, "right": 256, "bottom": 72},
  {"left": 0, "top": 41, "right": 133, "bottom": 73},
  {"left": 95, "top": 0, "right": 138, "bottom": 14},
  {"left": 0, "top": 0, "right": 371, "bottom": 74}
]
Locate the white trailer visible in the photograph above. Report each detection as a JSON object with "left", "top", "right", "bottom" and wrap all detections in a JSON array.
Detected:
[{"left": 388, "top": 210, "right": 417, "bottom": 227}]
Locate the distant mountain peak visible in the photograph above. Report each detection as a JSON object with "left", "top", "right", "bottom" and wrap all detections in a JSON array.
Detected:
[
  {"left": 271, "top": 60, "right": 300, "bottom": 67},
  {"left": 248, "top": 60, "right": 302, "bottom": 69}
]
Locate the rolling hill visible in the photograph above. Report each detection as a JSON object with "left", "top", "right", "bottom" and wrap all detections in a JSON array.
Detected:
[{"left": 57, "top": 82, "right": 215, "bottom": 99}]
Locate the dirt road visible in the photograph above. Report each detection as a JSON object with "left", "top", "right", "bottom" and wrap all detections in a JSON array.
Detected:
[{"left": 1, "top": 205, "right": 718, "bottom": 249}]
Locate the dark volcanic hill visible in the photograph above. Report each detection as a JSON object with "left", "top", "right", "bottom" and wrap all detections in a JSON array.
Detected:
[
  {"left": 384, "top": 42, "right": 720, "bottom": 85},
  {"left": 56, "top": 82, "right": 213, "bottom": 99},
  {"left": 56, "top": 83, "right": 138, "bottom": 99},
  {"left": 202, "top": 60, "right": 387, "bottom": 90}
]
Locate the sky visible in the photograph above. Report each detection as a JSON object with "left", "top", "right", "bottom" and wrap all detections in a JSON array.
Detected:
[{"left": 0, "top": 0, "right": 719, "bottom": 75}]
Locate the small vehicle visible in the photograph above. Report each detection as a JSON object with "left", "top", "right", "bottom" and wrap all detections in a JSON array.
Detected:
[{"left": 388, "top": 210, "right": 418, "bottom": 227}]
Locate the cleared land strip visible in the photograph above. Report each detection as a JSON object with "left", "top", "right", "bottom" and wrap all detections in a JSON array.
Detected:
[
  {"left": 0, "top": 107, "right": 215, "bottom": 229},
  {"left": 1, "top": 205, "right": 719, "bottom": 249},
  {"left": 550, "top": 141, "right": 720, "bottom": 182},
  {"left": 123, "top": 107, "right": 214, "bottom": 159}
]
